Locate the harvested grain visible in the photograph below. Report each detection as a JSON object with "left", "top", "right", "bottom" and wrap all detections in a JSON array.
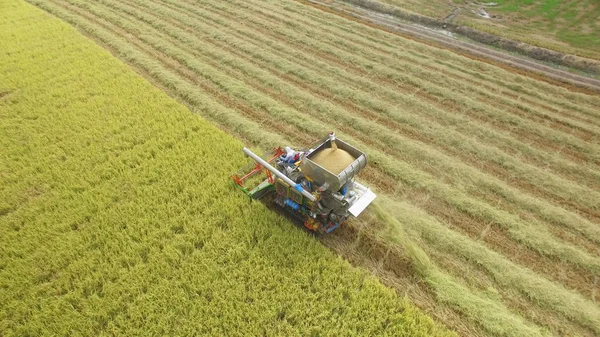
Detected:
[{"left": 311, "top": 147, "right": 356, "bottom": 174}]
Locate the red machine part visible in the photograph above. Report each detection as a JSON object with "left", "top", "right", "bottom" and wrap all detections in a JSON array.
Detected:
[{"left": 232, "top": 147, "right": 285, "bottom": 188}]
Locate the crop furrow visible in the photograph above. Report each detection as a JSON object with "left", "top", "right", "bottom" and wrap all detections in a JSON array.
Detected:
[
  {"left": 268, "top": 0, "right": 600, "bottom": 122},
  {"left": 230, "top": 0, "right": 600, "bottom": 138}
]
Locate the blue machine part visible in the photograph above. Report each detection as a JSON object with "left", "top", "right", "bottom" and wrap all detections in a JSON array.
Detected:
[
  {"left": 284, "top": 198, "right": 300, "bottom": 211},
  {"left": 340, "top": 185, "right": 348, "bottom": 196},
  {"left": 294, "top": 184, "right": 304, "bottom": 193},
  {"left": 326, "top": 222, "right": 341, "bottom": 233}
]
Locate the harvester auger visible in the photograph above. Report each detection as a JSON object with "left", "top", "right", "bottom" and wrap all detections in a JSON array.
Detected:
[{"left": 232, "top": 133, "right": 376, "bottom": 233}]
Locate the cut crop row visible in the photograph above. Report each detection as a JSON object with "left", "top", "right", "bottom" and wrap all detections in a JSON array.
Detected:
[
  {"left": 120, "top": 0, "right": 600, "bottom": 240},
  {"left": 261, "top": 0, "right": 600, "bottom": 122},
  {"left": 232, "top": 0, "right": 600, "bottom": 142}
]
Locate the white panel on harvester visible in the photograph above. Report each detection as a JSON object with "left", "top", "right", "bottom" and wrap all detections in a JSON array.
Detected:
[{"left": 348, "top": 189, "right": 377, "bottom": 217}]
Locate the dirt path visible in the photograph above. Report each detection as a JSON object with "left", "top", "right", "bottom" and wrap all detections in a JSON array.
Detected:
[{"left": 300, "top": 0, "right": 600, "bottom": 94}]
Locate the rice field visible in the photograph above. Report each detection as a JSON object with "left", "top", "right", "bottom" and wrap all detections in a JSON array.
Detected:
[
  {"left": 0, "top": 1, "right": 455, "bottom": 336},
  {"left": 8, "top": 0, "right": 600, "bottom": 336}
]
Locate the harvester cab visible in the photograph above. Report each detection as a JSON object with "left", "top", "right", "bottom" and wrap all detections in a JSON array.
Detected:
[{"left": 232, "top": 133, "right": 376, "bottom": 233}]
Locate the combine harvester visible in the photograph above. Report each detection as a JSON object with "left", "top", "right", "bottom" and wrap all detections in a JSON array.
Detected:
[{"left": 232, "top": 133, "right": 376, "bottom": 233}]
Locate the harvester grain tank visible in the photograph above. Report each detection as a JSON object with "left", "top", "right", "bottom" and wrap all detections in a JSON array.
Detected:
[{"left": 232, "top": 133, "right": 376, "bottom": 233}]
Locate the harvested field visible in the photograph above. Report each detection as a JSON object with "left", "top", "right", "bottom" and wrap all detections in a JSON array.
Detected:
[{"left": 12, "top": 0, "right": 600, "bottom": 336}]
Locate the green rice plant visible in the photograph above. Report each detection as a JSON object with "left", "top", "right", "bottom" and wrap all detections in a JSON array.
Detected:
[{"left": 0, "top": 1, "right": 455, "bottom": 336}]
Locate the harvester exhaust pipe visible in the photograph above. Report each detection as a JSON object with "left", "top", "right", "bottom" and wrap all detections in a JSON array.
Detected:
[{"left": 242, "top": 147, "right": 317, "bottom": 202}]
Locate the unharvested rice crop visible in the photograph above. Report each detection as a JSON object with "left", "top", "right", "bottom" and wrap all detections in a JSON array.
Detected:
[
  {"left": 7, "top": 0, "right": 600, "bottom": 336},
  {"left": 0, "top": 1, "right": 455, "bottom": 336}
]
